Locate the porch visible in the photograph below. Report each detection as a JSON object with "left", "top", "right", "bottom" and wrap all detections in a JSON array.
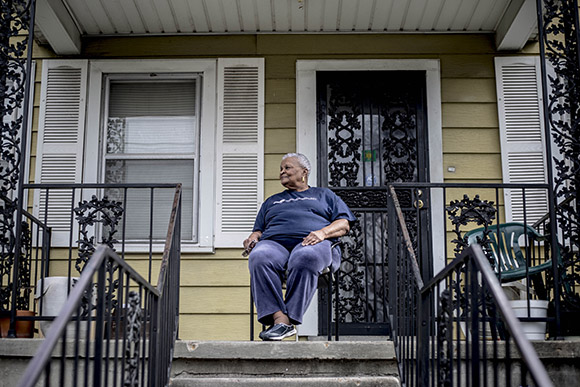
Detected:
[
  {"left": 2, "top": 0, "right": 580, "bottom": 386},
  {"left": 2, "top": 180, "right": 576, "bottom": 386},
  {"left": 2, "top": 338, "right": 580, "bottom": 386}
]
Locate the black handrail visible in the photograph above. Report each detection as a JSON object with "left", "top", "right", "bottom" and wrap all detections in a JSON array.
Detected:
[
  {"left": 388, "top": 185, "right": 554, "bottom": 387},
  {"left": 328, "top": 181, "right": 565, "bottom": 339},
  {"left": 17, "top": 184, "right": 181, "bottom": 387}
]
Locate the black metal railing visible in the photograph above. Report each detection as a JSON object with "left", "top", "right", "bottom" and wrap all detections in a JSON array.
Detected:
[
  {"left": 387, "top": 186, "right": 554, "bottom": 387},
  {"left": 387, "top": 182, "right": 567, "bottom": 337},
  {"left": 0, "top": 194, "right": 51, "bottom": 338},
  {"left": 327, "top": 181, "right": 567, "bottom": 339},
  {"left": 1, "top": 183, "right": 182, "bottom": 337},
  {"left": 17, "top": 183, "right": 181, "bottom": 387}
]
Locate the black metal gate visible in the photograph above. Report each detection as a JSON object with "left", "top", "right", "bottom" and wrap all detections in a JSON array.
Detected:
[{"left": 316, "top": 71, "right": 430, "bottom": 336}]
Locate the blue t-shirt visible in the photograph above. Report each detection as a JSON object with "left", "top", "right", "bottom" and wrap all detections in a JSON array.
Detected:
[{"left": 253, "top": 187, "right": 356, "bottom": 250}]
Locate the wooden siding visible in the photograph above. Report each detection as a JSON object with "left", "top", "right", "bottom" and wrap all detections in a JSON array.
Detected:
[{"left": 29, "top": 33, "right": 540, "bottom": 340}]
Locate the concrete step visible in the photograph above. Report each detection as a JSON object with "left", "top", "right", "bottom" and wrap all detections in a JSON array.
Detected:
[
  {"left": 170, "top": 376, "right": 401, "bottom": 386},
  {"left": 170, "top": 341, "right": 399, "bottom": 383}
]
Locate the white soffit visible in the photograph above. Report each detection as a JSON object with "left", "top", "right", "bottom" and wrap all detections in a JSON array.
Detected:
[
  {"left": 51, "top": 0, "right": 518, "bottom": 35},
  {"left": 35, "top": 0, "right": 538, "bottom": 54}
]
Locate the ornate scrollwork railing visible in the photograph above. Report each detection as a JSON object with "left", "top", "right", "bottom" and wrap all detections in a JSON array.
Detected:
[
  {"left": 537, "top": 0, "right": 580, "bottom": 322},
  {"left": 0, "top": 0, "right": 36, "bottom": 325}
]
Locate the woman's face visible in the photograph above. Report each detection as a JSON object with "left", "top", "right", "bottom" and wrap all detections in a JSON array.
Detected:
[{"left": 280, "top": 157, "right": 308, "bottom": 189}]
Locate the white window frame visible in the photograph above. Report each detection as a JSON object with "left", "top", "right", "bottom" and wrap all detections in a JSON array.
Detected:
[
  {"left": 101, "top": 73, "right": 202, "bottom": 243},
  {"left": 85, "top": 60, "right": 217, "bottom": 252}
]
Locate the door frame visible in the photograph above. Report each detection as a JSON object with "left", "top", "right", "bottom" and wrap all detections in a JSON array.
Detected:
[{"left": 295, "top": 59, "right": 445, "bottom": 336}]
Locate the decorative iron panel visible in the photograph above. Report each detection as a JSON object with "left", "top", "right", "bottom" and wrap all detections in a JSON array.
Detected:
[
  {"left": 0, "top": 0, "right": 35, "bottom": 313},
  {"left": 317, "top": 71, "right": 429, "bottom": 334},
  {"left": 537, "top": 0, "right": 580, "bottom": 332}
]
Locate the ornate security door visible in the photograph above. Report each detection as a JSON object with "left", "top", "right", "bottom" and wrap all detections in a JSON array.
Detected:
[{"left": 317, "top": 71, "right": 430, "bottom": 335}]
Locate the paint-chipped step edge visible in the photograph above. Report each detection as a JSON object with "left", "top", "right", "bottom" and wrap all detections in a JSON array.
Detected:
[{"left": 170, "top": 376, "right": 401, "bottom": 386}]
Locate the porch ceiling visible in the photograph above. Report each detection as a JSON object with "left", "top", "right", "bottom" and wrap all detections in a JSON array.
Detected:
[{"left": 35, "top": 0, "right": 538, "bottom": 55}]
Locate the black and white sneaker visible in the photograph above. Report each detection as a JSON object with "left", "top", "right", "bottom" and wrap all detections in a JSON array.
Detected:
[
  {"left": 258, "top": 325, "right": 275, "bottom": 340},
  {"left": 260, "top": 323, "right": 296, "bottom": 341}
]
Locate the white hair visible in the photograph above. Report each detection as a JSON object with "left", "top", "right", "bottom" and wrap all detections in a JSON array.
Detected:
[{"left": 282, "top": 153, "right": 311, "bottom": 176}]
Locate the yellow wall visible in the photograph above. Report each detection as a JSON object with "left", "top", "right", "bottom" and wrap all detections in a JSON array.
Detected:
[{"left": 29, "top": 34, "right": 538, "bottom": 340}]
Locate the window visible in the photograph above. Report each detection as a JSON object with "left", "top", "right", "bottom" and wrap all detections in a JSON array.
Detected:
[
  {"left": 103, "top": 76, "right": 200, "bottom": 242},
  {"left": 35, "top": 59, "right": 264, "bottom": 250}
]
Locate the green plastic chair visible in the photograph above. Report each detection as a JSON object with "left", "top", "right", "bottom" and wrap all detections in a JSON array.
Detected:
[{"left": 465, "top": 222, "right": 554, "bottom": 298}]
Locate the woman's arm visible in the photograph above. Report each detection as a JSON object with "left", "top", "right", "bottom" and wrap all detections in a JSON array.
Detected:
[
  {"left": 302, "top": 218, "right": 350, "bottom": 246},
  {"left": 243, "top": 231, "right": 262, "bottom": 250}
]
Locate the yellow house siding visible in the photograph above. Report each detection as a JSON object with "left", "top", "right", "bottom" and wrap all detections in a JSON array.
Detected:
[
  {"left": 29, "top": 33, "right": 538, "bottom": 340},
  {"left": 82, "top": 35, "right": 258, "bottom": 57},
  {"left": 442, "top": 104, "right": 499, "bottom": 128},
  {"left": 440, "top": 55, "right": 495, "bottom": 78},
  {"left": 441, "top": 79, "right": 496, "bottom": 103},
  {"left": 443, "top": 129, "right": 500, "bottom": 154},
  {"left": 256, "top": 34, "right": 496, "bottom": 55},
  {"left": 266, "top": 79, "right": 295, "bottom": 103},
  {"left": 265, "top": 129, "right": 295, "bottom": 154},
  {"left": 179, "top": 252, "right": 251, "bottom": 339},
  {"left": 265, "top": 103, "right": 296, "bottom": 128}
]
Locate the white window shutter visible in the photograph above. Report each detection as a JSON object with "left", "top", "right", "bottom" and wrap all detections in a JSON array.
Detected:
[
  {"left": 34, "top": 60, "right": 88, "bottom": 246},
  {"left": 215, "top": 58, "right": 264, "bottom": 247},
  {"left": 495, "top": 56, "right": 548, "bottom": 224}
]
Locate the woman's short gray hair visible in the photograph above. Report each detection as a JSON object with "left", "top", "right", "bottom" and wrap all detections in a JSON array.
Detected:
[{"left": 282, "top": 153, "right": 311, "bottom": 176}]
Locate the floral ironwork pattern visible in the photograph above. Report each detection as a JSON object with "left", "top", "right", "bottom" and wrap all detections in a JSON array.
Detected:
[
  {"left": 332, "top": 189, "right": 388, "bottom": 209},
  {"left": 326, "top": 80, "right": 362, "bottom": 187},
  {"left": 538, "top": 0, "right": 580, "bottom": 312},
  {"left": 75, "top": 196, "right": 124, "bottom": 319},
  {"left": 446, "top": 194, "right": 497, "bottom": 263},
  {"left": 124, "top": 291, "right": 142, "bottom": 387},
  {"left": 337, "top": 212, "right": 366, "bottom": 322},
  {"left": 15, "top": 221, "right": 31, "bottom": 310},
  {"left": 0, "top": 0, "right": 35, "bottom": 313},
  {"left": 381, "top": 99, "right": 418, "bottom": 183},
  {"left": 74, "top": 195, "right": 124, "bottom": 273}
]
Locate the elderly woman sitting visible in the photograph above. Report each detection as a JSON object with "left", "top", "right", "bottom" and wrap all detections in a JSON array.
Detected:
[{"left": 244, "top": 153, "right": 355, "bottom": 341}]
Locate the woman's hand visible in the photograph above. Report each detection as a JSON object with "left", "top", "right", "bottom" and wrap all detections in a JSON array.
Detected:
[
  {"left": 302, "top": 219, "right": 350, "bottom": 246},
  {"left": 243, "top": 231, "right": 262, "bottom": 251},
  {"left": 302, "top": 229, "right": 327, "bottom": 246}
]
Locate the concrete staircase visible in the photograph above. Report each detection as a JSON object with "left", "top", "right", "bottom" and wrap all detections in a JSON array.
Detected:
[{"left": 170, "top": 340, "right": 401, "bottom": 386}]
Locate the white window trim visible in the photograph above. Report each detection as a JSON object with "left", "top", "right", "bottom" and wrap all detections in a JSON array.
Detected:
[
  {"left": 295, "top": 59, "right": 444, "bottom": 335},
  {"left": 85, "top": 59, "right": 217, "bottom": 253}
]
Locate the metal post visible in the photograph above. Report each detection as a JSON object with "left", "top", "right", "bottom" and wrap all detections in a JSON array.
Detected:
[
  {"left": 327, "top": 273, "right": 332, "bottom": 341},
  {"left": 417, "top": 289, "right": 430, "bottom": 386},
  {"left": 387, "top": 190, "right": 397, "bottom": 315},
  {"left": 93, "top": 263, "right": 106, "bottom": 386},
  {"left": 334, "top": 268, "right": 340, "bottom": 341},
  {"left": 8, "top": 0, "right": 36, "bottom": 338},
  {"left": 534, "top": 0, "right": 580, "bottom": 337}
]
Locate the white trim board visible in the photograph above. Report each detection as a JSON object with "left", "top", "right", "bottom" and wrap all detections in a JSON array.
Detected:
[{"left": 295, "top": 59, "right": 445, "bottom": 336}]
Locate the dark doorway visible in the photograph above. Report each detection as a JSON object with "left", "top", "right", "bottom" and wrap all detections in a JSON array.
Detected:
[{"left": 317, "top": 71, "right": 431, "bottom": 336}]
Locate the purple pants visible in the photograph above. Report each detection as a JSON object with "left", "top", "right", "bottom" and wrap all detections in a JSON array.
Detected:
[{"left": 248, "top": 239, "right": 338, "bottom": 326}]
